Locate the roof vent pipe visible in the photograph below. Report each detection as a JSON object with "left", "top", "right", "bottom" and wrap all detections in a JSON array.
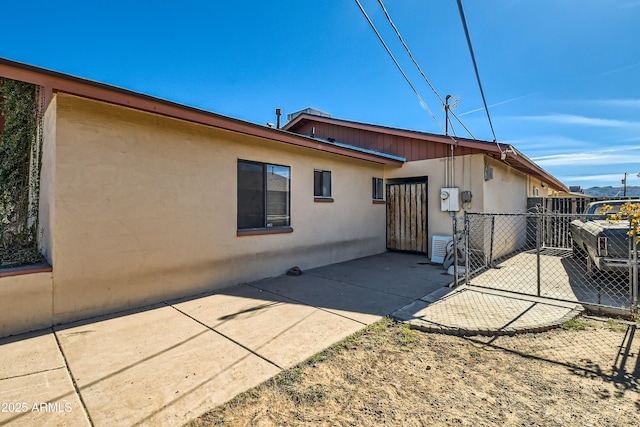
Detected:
[{"left": 275, "top": 108, "right": 282, "bottom": 129}]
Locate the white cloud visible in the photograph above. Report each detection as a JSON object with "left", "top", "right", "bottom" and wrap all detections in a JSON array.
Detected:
[
  {"left": 459, "top": 92, "right": 539, "bottom": 116},
  {"left": 515, "top": 135, "right": 592, "bottom": 151},
  {"left": 518, "top": 114, "right": 638, "bottom": 128},
  {"left": 532, "top": 145, "right": 640, "bottom": 167},
  {"left": 591, "top": 99, "right": 640, "bottom": 108}
]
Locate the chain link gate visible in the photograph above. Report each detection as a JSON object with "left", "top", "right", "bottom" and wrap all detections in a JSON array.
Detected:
[{"left": 453, "top": 212, "right": 639, "bottom": 314}]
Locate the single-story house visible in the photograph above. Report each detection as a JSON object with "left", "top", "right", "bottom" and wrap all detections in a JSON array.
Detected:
[
  {"left": 0, "top": 58, "right": 567, "bottom": 337},
  {"left": 283, "top": 108, "right": 568, "bottom": 255}
]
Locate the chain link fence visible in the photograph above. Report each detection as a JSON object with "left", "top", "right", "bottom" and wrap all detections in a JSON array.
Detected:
[{"left": 453, "top": 212, "right": 639, "bottom": 314}]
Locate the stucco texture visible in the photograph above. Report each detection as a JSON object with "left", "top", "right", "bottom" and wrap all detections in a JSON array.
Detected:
[
  {"left": 45, "top": 94, "right": 387, "bottom": 324},
  {"left": 384, "top": 153, "right": 535, "bottom": 259},
  {"left": 0, "top": 272, "right": 53, "bottom": 337}
]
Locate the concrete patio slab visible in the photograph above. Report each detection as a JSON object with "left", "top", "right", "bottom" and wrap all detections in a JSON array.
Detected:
[
  {"left": 0, "top": 332, "right": 65, "bottom": 379},
  {"left": 243, "top": 308, "right": 364, "bottom": 369},
  {"left": 171, "top": 284, "right": 291, "bottom": 331},
  {"left": 308, "top": 252, "right": 452, "bottom": 299},
  {"left": 471, "top": 252, "right": 579, "bottom": 301},
  {"left": 0, "top": 331, "right": 86, "bottom": 426},
  {"left": 54, "top": 304, "right": 280, "bottom": 426},
  {"left": 470, "top": 250, "right": 630, "bottom": 309},
  {"left": 0, "top": 368, "right": 89, "bottom": 427},
  {"left": 251, "top": 273, "right": 414, "bottom": 325},
  {"left": 173, "top": 285, "right": 364, "bottom": 368},
  {"left": 393, "top": 285, "right": 583, "bottom": 335},
  {"left": 5, "top": 252, "right": 552, "bottom": 426},
  {"left": 420, "top": 286, "right": 455, "bottom": 303}
]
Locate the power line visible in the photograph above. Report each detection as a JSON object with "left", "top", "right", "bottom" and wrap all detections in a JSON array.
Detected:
[
  {"left": 356, "top": 0, "right": 479, "bottom": 141},
  {"left": 375, "top": 0, "right": 476, "bottom": 139},
  {"left": 376, "top": 0, "right": 444, "bottom": 104},
  {"left": 353, "top": 0, "right": 446, "bottom": 133},
  {"left": 449, "top": 110, "right": 476, "bottom": 139},
  {"left": 456, "top": 0, "right": 498, "bottom": 142}
]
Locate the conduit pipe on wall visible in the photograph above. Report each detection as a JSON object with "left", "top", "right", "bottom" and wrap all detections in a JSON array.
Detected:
[
  {"left": 451, "top": 144, "right": 455, "bottom": 188},
  {"left": 444, "top": 94, "right": 456, "bottom": 189}
]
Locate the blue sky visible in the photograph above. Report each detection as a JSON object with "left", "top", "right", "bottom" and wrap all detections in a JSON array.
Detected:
[{"left": 2, "top": 0, "right": 639, "bottom": 189}]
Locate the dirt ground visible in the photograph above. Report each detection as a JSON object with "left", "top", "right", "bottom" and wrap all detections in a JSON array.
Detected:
[{"left": 187, "top": 315, "right": 639, "bottom": 427}]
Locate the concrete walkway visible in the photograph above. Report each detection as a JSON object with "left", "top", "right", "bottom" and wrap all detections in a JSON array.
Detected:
[
  {"left": 0, "top": 252, "right": 582, "bottom": 426},
  {"left": 392, "top": 285, "right": 583, "bottom": 336}
]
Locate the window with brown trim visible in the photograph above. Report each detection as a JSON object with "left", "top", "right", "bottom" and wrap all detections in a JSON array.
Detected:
[
  {"left": 372, "top": 177, "right": 384, "bottom": 200},
  {"left": 237, "top": 160, "right": 291, "bottom": 230},
  {"left": 314, "top": 170, "right": 332, "bottom": 199}
]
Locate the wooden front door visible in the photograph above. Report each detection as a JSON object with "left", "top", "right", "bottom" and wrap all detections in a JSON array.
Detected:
[{"left": 386, "top": 182, "right": 428, "bottom": 253}]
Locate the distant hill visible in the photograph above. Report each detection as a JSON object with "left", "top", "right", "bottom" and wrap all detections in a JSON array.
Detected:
[{"left": 581, "top": 186, "right": 640, "bottom": 197}]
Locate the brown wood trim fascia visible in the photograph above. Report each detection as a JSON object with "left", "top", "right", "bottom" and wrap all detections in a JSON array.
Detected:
[
  {"left": 372, "top": 200, "right": 386, "bottom": 204},
  {"left": 0, "top": 59, "right": 561, "bottom": 188},
  {"left": 236, "top": 227, "right": 294, "bottom": 237},
  {"left": 314, "top": 197, "right": 334, "bottom": 203},
  {"left": 0, "top": 264, "right": 53, "bottom": 278},
  {"left": 288, "top": 114, "right": 522, "bottom": 153},
  {"left": 285, "top": 113, "right": 568, "bottom": 192},
  {"left": 0, "top": 60, "right": 402, "bottom": 166},
  {"left": 284, "top": 113, "right": 459, "bottom": 145}
]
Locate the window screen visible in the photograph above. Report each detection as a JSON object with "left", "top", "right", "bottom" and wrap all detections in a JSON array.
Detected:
[
  {"left": 314, "top": 170, "right": 332, "bottom": 197},
  {"left": 238, "top": 160, "right": 290, "bottom": 229},
  {"left": 372, "top": 177, "right": 384, "bottom": 200},
  {"left": 266, "top": 164, "right": 291, "bottom": 227}
]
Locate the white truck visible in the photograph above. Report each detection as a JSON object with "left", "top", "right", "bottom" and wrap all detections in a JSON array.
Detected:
[{"left": 569, "top": 200, "right": 639, "bottom": 275}]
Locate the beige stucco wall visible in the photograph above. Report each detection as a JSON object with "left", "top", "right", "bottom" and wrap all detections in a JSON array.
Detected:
[
  {"left": 46, "top": 93, "right": 387, "bottom": 324},
  {"left": 384, "top": 153, "right": 533, "bottom": 259},
  {"left": 384, "top": 154, "right": 485, "bottom": 259},
  {"left": 527, "top": 174, "right": 551, "bottom": 198},
  {"left": 473, "top": 157, "right": 532, "bottom": 260},
  {"left": 0, "top": 272, "right": 53, "bottom": 337},
  {"left": 482, "top": 156, "right": 529, "bottom": 214},
  {"left": 38, "top": 96, "right": 56, "bottom": 264}
]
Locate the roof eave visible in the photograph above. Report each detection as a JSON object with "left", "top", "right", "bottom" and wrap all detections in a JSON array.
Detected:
[
  {"left": 0, "top": 58, "right": 401, "bottom": 166},
  {"left": 286, "top": 113, "right": 569, "bottom": 192}
]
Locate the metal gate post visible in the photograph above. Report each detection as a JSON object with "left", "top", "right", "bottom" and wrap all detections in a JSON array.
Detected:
[
  {"left": 488, "top": 216, "right": 495, "bottom": 268},
  {"left": 453, "top": 215, "right": 459, "bottom": 288},
  {"left": 465, "top": 213, "right": 470, "bottom": 286},
  {"left": 633, "top": 234, "right": 638, "bottom": 313},
  {"left": 536, "top": 213, "right": 541, "bottom": 297}
]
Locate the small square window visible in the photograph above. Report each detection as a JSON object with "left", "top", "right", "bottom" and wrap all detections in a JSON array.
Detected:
[
  {"left": 314, "top": 170, "right": 332, "bottom": 198},
  {"left": 372, "top": 177, "right": 384, "bottom": 200}
]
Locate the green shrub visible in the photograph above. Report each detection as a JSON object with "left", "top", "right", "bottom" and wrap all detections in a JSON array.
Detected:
[{"left": 0, "top": 78, "right": 43, "bottom": 266}]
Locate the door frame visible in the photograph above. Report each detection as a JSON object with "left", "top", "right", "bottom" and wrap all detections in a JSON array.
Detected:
[{"left": 386, "top": 177, "right": 428, "bottom": 253}]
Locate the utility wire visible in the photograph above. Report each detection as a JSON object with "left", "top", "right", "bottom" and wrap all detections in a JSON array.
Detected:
[
  {"left": 376, "top": 0, "right": 444, "bottom": 104},
  {"left": 353, "top": 0, "right": 446, "bottom": 133},
  {"left": 456, "top": 0, "right": 498, "bottom": 142},
  {"left": 449, "top": 110, "right": 476, "bottom": 139},
  {"left": 376, "top": 0, "right": 476, "bottom": 140}
]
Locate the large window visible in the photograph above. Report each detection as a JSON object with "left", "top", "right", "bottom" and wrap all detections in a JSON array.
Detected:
[
  {"left": 314, "top": 170, "right": 332, "bottom": 198},
  {"left": 237, "top": 160, "right": 290, "bottom": 230}
]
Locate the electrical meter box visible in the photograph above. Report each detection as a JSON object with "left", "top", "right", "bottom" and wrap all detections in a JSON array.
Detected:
[{"left": 440, "top": 187, "right": 460, "bottom": 212}]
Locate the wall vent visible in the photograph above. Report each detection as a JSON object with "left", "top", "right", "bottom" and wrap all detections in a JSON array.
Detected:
[
  {"left": 484, "top": 166, "right": 494, "bottom": 181},
  {"left": 431, "top": 235, "right": 452, "bottom": 264}
]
